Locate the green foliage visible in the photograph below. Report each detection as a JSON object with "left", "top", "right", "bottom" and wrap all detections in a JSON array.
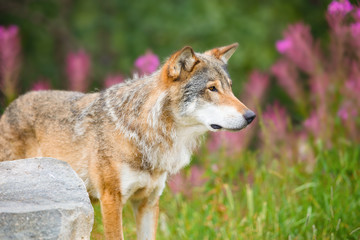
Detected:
[
  {"left": 0, "top": 0, "right": 330, "bottom": 95},
  {"left": 91, "top": 143, "right": 360, "bottom": 239},
  {"left": 4, "top": 2, "right": 358, "bottom": 239}
]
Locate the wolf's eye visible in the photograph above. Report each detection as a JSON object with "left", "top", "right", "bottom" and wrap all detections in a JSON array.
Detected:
[{"left": 208, "top": 86, "right": 217, "bottom": 92}]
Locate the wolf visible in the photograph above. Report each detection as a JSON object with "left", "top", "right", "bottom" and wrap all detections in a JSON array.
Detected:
[{"left": 0, "top": 43, "right": 256, "bottom": 240}]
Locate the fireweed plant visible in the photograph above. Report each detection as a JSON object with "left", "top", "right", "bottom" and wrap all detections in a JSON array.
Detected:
[
  {"left": 2, "top": 1, "right": 358, "bottom": 158},
  {"left": 207, "top": 0, "right": 360, "bottom": 165},
  {"left": 0, "top": 1, "right": 359, "bottom": 238},
  {"left": 0, "top": 25, "right": 21, "bottom": 103}
]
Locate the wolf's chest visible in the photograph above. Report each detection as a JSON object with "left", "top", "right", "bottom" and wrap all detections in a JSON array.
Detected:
[{"left": 119, "top": 164, "right": 167, "bottom": 204}]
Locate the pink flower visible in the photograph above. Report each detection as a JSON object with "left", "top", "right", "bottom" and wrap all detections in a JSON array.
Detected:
[
  {"left": 345, "top": 77, "right": 360, "bottom": 105},
  {"left": 207, "top": 132, "right": 223, "bottom": 153},
  {"left": 275, "top": 38, "right": 292, "bottom": 54},
  {"left": 167, "top": 173, "right": 186, "bottom": 195},
  {"left": 345, "top": 79, "right": 358, "bottom": 90},
  {"left": 243, "top": 71, "right": 269, "bottom": 106},
  {"left": 337, "top": 102, "right": 359, "bottom": 141},
  {"left": 189, "top": 166, "right": 207, "bottom": 187},
  {"left": 260, "top": 103, "right": 290, "bottom": 152},
  {"left": 338, "top": 107, "right": 349, "bottom": 120},
  {"left": 207, "top": 131, "right": 247, "bottom": 155},
  {"left": 271, "top": 59, "right": 301, "bottom": 99},
  {"left": 0, "top": 25, "right": 21, "bottom": 100},
  {"left": 0, "top": 25, "right": 20, "bottom": 71},
  {"left": 328, "top": 0, "right": 353, "bottom": 15},
  {"left": 167, "top": 166, "right": 207, "bottom": 197},
  {"left": 350, "top": 22, "right": 360, "bottom": 38},
  {"left": 104, "top": 74, "right": 125, "bottom": 88},
  {"left": 326, "top": 1, "right": 354, "bottom": 29},
  {"left": 134, "top": 50, "right": 160, "bottom": 76},
  {"left": 337, "top": 102, "right": 358, "bottom": 121},
  {"left": 281, "top": 23, "right": 318, "bottom": 74},
  {"left": 356, "top": 8, "right": 360, "bottom": 20},
  {"left": 344, "top": 63, "right": 360, "bottom": 106},
  {"left": 66, "top": 50, "right": 91, "bottom": 92},
  {"left": 263, "top": 102, "right": 288, "bottom": 138},
  {"left": 309, "top": 74, "right": 330, "bottom": 109},
  {"left": 31, "top": 80, "right": 51, "bottom": 91},
  {"left": 303, "top": 111, "right": 321, "bottom": 137}
]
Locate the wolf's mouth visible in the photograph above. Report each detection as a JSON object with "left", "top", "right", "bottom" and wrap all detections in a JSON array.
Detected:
[
  {"left": 210, "top": 124, "right": 223, "bottom": 130},
  {"left": 210, "top": 124, "right": 245, "bottom": 131}
]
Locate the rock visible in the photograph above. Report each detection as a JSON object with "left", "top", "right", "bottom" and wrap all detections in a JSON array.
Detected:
[{"left": 0, "top": 158, "right": 94, "bottom": 240}]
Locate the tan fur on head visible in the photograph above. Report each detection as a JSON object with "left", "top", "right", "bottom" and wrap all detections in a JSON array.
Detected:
[{"left": 0, "top": 43, "right": 254, "bottom": 240}]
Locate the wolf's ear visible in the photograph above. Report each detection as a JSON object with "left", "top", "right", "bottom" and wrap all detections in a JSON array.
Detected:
[
  {"left": 167, "top": 46, "right": 198, "bottom": 79},
  {"left": 205, "top": 43, "right": 239, "bottom": 64}
]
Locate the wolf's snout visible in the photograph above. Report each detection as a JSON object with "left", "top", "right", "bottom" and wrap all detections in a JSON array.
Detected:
[{"left": 243, "top": 110, "right": 256, "bottom": 125}]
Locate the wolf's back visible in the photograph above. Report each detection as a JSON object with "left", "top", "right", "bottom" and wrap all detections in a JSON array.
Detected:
[{"left": 0, "top": 90, "right": 88, "bottom": 161}]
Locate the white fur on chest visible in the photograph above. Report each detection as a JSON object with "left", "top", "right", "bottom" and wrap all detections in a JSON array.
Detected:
[
  {"left": 120, "top": 164, "right": 167, "bottom": 204},
  {"left": 156, "top": 124, "right": 207, "bottom": 174}
]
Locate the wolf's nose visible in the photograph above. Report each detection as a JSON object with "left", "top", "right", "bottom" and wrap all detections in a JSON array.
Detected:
[{"left": 244, "top": 110, "right": 256, "bottom": 124}]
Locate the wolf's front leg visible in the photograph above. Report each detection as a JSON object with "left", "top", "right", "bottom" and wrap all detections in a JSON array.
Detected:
[
  {"left": 100, "top": 191, "right": 124, "bottom": 240},
  {"left": 132, "top": 198, "right": 159, "bottom": 240}
]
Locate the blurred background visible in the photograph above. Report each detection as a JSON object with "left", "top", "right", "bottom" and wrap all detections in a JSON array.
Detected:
[
  {"left": 0, "top": 0, "right": 329, "bottom": 94},
  {"left": 1, "top": 0, "right": 360, "bottom": 239}
]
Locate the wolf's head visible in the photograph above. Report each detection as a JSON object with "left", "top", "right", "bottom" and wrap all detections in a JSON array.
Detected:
[{"left": 161, "top": 43, "right": 256, "bottom": 132}]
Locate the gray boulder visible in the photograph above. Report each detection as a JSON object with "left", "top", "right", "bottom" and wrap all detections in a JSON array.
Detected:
[{"left": 0, "top": 158, "right": 94, "bottom": 240}]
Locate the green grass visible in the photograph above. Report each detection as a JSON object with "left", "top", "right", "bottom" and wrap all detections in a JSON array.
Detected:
[{"left": 91, "top": 144, "right": 360, "bottom": 240}]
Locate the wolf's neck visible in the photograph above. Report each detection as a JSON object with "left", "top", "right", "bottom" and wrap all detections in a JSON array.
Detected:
[{"left": 104, "top": 75, "right": 204, "bottom": 174}]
